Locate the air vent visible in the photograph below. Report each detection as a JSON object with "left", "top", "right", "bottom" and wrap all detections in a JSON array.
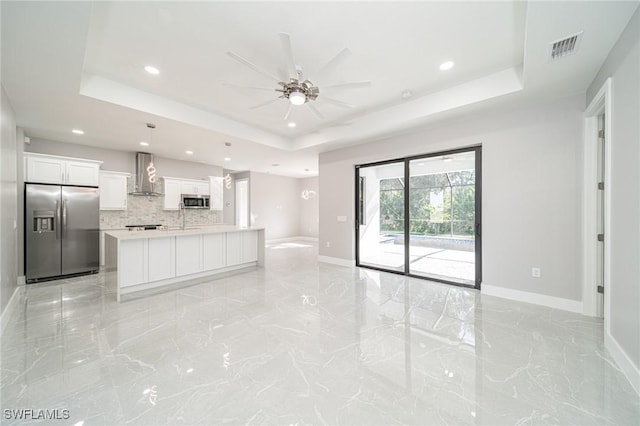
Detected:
[{"left": 549, "top": 32, "right": 583, "bottom": 61}]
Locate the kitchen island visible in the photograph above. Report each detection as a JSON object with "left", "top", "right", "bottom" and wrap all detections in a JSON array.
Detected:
[{"left": 105, "top": 226, "right": 265, "bottom": 301}]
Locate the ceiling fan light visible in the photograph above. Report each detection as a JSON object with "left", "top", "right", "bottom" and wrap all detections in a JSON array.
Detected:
[{"left": 289, "top": 90, "right": 306, "bottom": 105}]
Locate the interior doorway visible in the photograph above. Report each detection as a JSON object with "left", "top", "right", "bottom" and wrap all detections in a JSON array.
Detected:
[
  {"left": 583, "top": 77, "right": 611, "bottom": 320},
  {"left": 235, "top": 179, "right": 249, "bottom": 228},
  {"left": 355, "top": 146, "right": 482, "bottom": 289},
  {"left": 596, "top": 113, "right": 605, "bottom": 318}
]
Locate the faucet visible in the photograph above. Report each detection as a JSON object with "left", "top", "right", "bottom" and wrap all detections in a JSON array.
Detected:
[{"left": 178, "top": 202, "right": 186, "bottom": 230}]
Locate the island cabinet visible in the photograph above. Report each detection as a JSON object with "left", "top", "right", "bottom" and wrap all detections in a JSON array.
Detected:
[
  {"left": 118, "top": 239, "right": 147, "bottom": 288},
  {"left": 105, "top": 227, "right": 265, "bottom": 301},
  {"left": 176, "top": 234, "right": 202, "bottom": 276},
  {"left": 148, "top": 237, "right": 175, "bottom": 282},
  {"left": 203, "top": 233, "right": 225, "bottom": 270}
]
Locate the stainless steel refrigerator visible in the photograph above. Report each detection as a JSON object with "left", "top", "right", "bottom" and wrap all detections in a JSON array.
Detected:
[{"left": 25, "top": 183, "right": 99, "bottom": 283}]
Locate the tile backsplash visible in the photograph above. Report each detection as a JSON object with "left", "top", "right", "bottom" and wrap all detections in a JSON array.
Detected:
[{"left": 100, "top": 178, "right": 220, "bottom": 229}]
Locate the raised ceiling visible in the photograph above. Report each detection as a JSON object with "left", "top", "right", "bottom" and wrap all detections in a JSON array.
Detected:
[{"left": 1, "top": 1, "right": 637, "bottom": 177}]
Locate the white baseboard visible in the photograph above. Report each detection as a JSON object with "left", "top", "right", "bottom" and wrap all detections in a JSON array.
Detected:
[
  {"left": 1, "top": 285, "right": 22, "bottom": 336},
  {"left": 482, "top": 284, "right": 583, "bottom": 313},
  {"left": 267, "top": 236, "right": 318, "bottom": 244},
  {"left": 605, "top": 331, "right": 640, "bottom": 396},
  {"left": 318, "top": 255, "right": 354, "bottom": 267}
]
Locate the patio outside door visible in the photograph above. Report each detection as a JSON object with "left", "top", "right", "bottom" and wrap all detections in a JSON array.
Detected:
[
  {"left": 356, "top": 160, "right": 406, "bottom": 273},
  {"left": 355, "top": 147, "right": 481, "bottom": 289}
]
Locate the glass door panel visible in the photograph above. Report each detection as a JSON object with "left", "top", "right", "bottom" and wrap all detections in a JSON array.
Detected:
[
  {"left": 408, "top": 151, "right": 477, "bottom": 285},
  {"left": 356, "top": 161, "right": 405, "bottom": 273}
]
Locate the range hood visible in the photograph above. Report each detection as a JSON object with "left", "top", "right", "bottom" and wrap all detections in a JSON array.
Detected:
[{"left": 129, "top": 152, "right": 163, "bottom": 196}]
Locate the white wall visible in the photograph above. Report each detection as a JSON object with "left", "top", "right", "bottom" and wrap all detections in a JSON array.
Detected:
[
  {"left": 0, "top": 84, "right": 18, "bottom": 315},
  {"left": 250, "top": 171, "right": 300, "bottom": 240},
  {"left": 587, "top": 7, "right": 640, "bottom": 384},
  {"left": 319, "top": 94, "right": 585, "bottom": 302},
  {"left": 298, "top": 176, "right": 318, "bottom": 238}
]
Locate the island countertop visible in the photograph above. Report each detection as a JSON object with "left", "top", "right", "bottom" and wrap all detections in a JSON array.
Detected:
[{"left": 105, "top": 226, "right": 265, "bottom": 240}]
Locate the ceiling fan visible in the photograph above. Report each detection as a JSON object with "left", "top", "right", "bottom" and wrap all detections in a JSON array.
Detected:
[{"left": 225, "top": 33, "right": 371, "bottom": 121}]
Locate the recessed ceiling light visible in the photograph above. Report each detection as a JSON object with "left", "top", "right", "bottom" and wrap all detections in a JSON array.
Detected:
[
  {"left": 145, "top": 65, "right": 160, "bottom": 75},
  {"left": 185, "top": 150, "right": 193, "bottom": 155},
  {"left": 401, "top": 90, "right": 413, "bottom": 99},
  {"left": 139, "top": 141, "right": 149, "bottom": 146},
  {"left": 288, "top": 122, "right": 297, "bottom": 128},
  {"left": 439, "top": 61, "right": 455, "bottom": 71},
  {"left": 72, "top": 129, "right": 84, "bottom": 135},
  {"left": 224, "top": 157, "right": 231, "bottom": 162}
]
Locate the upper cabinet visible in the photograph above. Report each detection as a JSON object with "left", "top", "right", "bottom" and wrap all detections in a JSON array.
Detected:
[
  {"left": 209, "top": 176, "right": 223, "bottom": 210},
  {"left": 99, "top": 171, "right": 130, "bottom": 210},
  {"left": 25, "top": 153, "right": 102, "bottom": 186},
  {"left": 181, "top": 181, "right": 209, "bottom": 196},
  {"left": 163, "top": 178, "right": 182, "bottom": 210},
  {"left": 162, "top": 177, "right": 210, "bottom": 210}
]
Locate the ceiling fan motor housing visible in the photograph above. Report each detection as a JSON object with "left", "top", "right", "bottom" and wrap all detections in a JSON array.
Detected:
[{"left": 278, "top": 78, "right": 320, "bottom": 104}]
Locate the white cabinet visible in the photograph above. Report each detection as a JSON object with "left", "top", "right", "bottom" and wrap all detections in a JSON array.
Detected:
[
  {"left": 175, "top": 234, "right": 203, "bottom": 276},
  {"left": 66, "top": 160, "right": 100, "bottom": 186},
  {"left": 162, "top": 177, "right": 209, "bottom": 210},
  {"left": 99, "top": 171, "right": 129, "bottom": 210},
  {"left": 209, "top": 176, "right": 223, "bottom": 210},
  {"left": 181, "top": 181, "right": 209, "bottom": 195},
  {"left": 242, "top": 231, "right": 258, "bottom": 262},
  {"left": 119, "top": 239, "right": 148, "bottom": 288},
  {"left": 163, "top": 179, "right": 182, "bottom": 210},
  {"left": 24, "top": 153, "right": 101, "bottom": 186},
  {"left": 148, "top": 237, "right": 175, "bottom": 282},
  {"left": 203, "top": 233, "right": 226, "bottom": 271},
  {"left": 25, "top": 155, "right": 65, "bottom": 184},
  {"left": 226, "top": 232, "right": 243, "bottom": 266},
  {"left": 226, "top": 231, "right": 258, "bottom": 265}
]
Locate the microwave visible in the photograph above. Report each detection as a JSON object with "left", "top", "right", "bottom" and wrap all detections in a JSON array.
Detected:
[{"left": 181, "top": 194, "right": 210, "bottom": 209}]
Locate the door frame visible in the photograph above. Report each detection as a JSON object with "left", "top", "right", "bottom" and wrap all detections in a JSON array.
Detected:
[
  {"left": 583, "top": 78, "right": 612, "bottom": 321},
  {"left": 235, "top": 178, "right": 249, "bottom": 228},
  {"left": 355, "top": 145, "right": 482, "bottom": 289}
]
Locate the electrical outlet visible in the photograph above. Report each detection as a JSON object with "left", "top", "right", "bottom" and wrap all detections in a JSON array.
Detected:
[
  {"left": 326, "top": 241, "right": 331, "bottom": 248},
  {"left": 531, "top": 267, "right": 541, "bottom": 278}
]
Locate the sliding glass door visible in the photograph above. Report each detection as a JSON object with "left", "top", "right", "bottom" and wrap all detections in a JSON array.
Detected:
[
  {"left": 356, "top": 147, "right": 481, "bottom": 288},
  {"left": 356, "top": 160, "right": 406, "bottom": 272}
]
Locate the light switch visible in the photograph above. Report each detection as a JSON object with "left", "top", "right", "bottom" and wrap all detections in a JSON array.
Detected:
[{"left": 337, "top": 216, "right": 347, "bottom": 222}]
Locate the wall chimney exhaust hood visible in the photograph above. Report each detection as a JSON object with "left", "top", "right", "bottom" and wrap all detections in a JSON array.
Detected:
[{"left": 129, "top": 152, "right": 163, "bottom": 196}]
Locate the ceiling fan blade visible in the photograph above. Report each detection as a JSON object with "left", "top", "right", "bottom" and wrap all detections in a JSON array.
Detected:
[
  {"left": 307, "top": 103, "right": 324, "bottom": 120},
  {"left": 249, "top": 98, "right": 279, "bottom": 110},
  {"left": 279, "top": 33, "right": 298, "bottom": 80},
  {"left": 322, "top": 81, "right": 371, "bottom": 90},
  {"left": 319, "top": 97, "right": 357, "bottom": 109},
  {"left": 314, "top": 48, "right": 351, "bottom": 81},
  {"left": 227, "top": 51, "right": 280, "bottom": 83},
  {"left": 283, "top": 103, "right": 293, "bottom": 121},
  {"left": 223, "top": 83, "right": 276, "bottom": 92}
]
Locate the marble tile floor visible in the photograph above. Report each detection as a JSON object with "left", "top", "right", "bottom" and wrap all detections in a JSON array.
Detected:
[{"left": 1, "top": 241, "right": 638, "bottom": 425}]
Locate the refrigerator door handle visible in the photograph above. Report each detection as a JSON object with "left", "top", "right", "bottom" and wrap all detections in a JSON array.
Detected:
[
  {"left": 62, "top": 199, "right": 68, "bottom": 238},
  {"left": 55, "top": 200, "right": 61, "bottom": 240}
]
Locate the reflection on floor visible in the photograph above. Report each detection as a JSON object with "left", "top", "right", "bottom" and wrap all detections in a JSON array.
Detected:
[
  {"left": 1, "top": 241, "right": 638, "bottom": 425},
  {"left": 360, "top": 242, "right": 475, "bottom": 282}
]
